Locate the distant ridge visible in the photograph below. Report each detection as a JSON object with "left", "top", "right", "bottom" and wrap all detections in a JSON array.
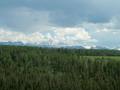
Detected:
[
  {"left": 0, "top": 41, "right": 24, "bottom": 46},
  {"left": 0, "top": 41, "right": 118, "bottom": 50}
]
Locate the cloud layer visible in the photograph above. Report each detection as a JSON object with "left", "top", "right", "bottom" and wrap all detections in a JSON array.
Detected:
[
  {"left": 0, "top": 27, "right": 94, "bottom": 46},
  {"left": 0, "top": 0, "right": 120, "bottom": 47}
]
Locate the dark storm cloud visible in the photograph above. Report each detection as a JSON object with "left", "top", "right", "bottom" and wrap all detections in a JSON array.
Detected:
[{"left": 1, "top": 0, "right": 120, "bottom": 27}]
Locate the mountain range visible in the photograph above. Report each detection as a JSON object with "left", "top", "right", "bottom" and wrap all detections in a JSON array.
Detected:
[{"left": 0, "top": 41, "right": 118, "bottom": 50}]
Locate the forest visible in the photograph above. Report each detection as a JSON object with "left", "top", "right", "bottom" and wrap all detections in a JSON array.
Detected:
[{"left": 0, "top": 45, "right": 120, "bottom": 90}]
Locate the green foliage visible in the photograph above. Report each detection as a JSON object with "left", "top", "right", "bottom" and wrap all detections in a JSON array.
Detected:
[{"left": 0, "top": 45, "right": 120, "bottom": 90}]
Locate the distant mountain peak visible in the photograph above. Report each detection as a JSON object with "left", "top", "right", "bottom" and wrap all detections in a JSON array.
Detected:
[
  {"left": 0, "top": 41, "right": 24, "bottom": 46},
  {"left": 0, "top": 41, "right": 114, "bottom": 50}
]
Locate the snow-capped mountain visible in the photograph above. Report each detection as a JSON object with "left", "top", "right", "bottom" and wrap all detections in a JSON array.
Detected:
[
  {"left": 83, "top": 45, "right": 109, "bottom": 49},
  {"left": 90, "top": 46, "right": 108, "bottom": 49},
  {"left": 0, "top": 41, "right": 112, "bottom": 50},
  {"left": 0, "top": 41, "right": 24, "bottom": 46}
]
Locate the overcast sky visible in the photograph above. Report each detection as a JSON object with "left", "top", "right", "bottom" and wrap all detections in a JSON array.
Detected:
[{"left": 0, "top": 0, "right": 120, "bottom": 47}]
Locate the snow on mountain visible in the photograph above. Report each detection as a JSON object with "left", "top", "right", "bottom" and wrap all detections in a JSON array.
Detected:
[{"left": 0, "top": 41, "right": 113, "bottom": 50}]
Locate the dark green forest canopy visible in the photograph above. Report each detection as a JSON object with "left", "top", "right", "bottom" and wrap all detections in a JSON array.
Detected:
[{"left": 0, "top": 45, "right": 120, "bottom": 90}]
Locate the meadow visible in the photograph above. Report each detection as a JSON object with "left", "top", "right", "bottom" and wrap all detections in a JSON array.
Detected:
[{"left": 0, "top": 46, "right": 120, "bottom": 90}]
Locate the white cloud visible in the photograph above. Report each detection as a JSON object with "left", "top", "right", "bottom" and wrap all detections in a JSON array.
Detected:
[
  {"left": 54, "top": 27, "right": 91, "bottom": 40},
  {"left": 0, "top": 27, "right": 94, "bottom": 46},
  {"left": 78, "top": 17, "right": 120, "bottom": 47}
]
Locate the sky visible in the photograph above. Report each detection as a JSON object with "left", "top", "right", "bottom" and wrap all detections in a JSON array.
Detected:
[{"left": 0, "top": 0, "right": 120, "bottom": 48}]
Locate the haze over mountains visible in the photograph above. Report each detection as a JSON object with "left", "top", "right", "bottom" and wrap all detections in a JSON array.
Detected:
[{"left": 0, "top": 41, "right": 118, "bottom": 50}]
